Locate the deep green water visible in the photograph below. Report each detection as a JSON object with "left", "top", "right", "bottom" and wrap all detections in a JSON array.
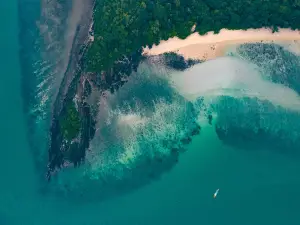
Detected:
[{"left": 1, "top": 0, "right": 300, "bottom": 224}]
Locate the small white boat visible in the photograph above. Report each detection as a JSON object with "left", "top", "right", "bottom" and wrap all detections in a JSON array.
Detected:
[{"left": 213, "top": 189, "right": 219, "bottom": 198}]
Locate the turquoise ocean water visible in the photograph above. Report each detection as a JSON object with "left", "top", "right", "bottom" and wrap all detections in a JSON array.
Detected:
[{"left": 1, "top": 0, "right": 300, "bottom": 224}]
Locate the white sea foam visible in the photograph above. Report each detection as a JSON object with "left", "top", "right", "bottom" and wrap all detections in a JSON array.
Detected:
[{"left": 170, "top": 56, "right": 300, "bottom": 111}]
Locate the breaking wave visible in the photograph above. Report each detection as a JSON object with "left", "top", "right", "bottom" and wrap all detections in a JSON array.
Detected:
[
  {"left": 20, "top": 0, "right": 94, "bottom": 178},
  {"left": 18, "top": 0, "right": 300, "bottom": 200},
  {"left": 48, "top": 63, "right": 200, "bottom": 201},
  {"left": 45, "top": 43, "right": 300, "bottom": 202}
]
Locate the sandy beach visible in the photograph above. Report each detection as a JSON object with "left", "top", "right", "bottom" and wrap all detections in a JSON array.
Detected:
[{"left": 143, "top": 28, "right": 300, "bottom": 60}]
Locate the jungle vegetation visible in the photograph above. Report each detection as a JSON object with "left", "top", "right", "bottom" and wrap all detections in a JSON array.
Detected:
[
  {"left": 86, "top": 0, "right": 300, "bottom": 75},
  {"left": 53, "top": 0, "right": 300, "bottom": 172},
  {"left": 60, "top": 101, "right": 81, "bottom": 141}
]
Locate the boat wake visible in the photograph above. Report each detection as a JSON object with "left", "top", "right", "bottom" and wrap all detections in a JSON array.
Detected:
[
  {"left": 43, "top": 44, "right": 300, "bottom": 202},
  {"left": 18, "top": 0, "right": 300, "bottom": 201}
]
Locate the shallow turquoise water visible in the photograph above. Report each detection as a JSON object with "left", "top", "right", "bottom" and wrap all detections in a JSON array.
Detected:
[
  {"left": 2, "top": 1, "right": 300, "bottom": 224},
  {"left": 82, "top": 125, "right": 300, "bottom": 225}
]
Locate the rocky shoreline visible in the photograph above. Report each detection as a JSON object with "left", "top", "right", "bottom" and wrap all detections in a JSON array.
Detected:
[
  {"left": 47, "top": 0, "right": 95, "bottom": 179},
  {"left": 47, "top": 0, "right": 202, "bottom": 180}
]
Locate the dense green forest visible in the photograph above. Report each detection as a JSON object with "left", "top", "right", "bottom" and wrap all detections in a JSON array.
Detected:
[
  {"left": 50, "top": 0, "right": 300, "bottom": 176},
  {"left": 86, "top": 0, "right": 300, "bottom": 74},
  {"left": 60, "top": 102, "right": 81, "bottom": 141}
]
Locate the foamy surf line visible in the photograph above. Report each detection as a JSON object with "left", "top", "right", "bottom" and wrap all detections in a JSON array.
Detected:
[{"left": 143, "top": 28, "right": 300, "bottom": 60}]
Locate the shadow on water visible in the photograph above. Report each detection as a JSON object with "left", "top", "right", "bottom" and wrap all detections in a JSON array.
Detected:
[
  {"left": 19, "top": 2, "right": 300, "bottom": 204},
  {"left": 47, "top": 65, "right": 201, "bottom": 203},
  {"left": 213, "top": 96, "right": 300, "bottom": 155},
  {"left": 215, "top": 44, "right": 300, "bottom": 157}
]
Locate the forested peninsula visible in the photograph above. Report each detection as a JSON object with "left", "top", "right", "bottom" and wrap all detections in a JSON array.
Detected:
[{"left": 48, "top": 0, "right": 300, "bottom": 179}]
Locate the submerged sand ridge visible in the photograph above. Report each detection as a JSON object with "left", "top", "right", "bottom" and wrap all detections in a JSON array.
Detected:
[{"left": 143, "top": 28, "right": 300, "bottom": 60}]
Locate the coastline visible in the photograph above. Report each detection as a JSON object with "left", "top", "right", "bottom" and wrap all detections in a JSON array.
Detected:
[
  {"left": 143, "top": 28, "right": 300, "bottom": 60},
  {"left": 48, "top": 0, "right": 95, "bottom": 179},
  {"left": 46, "top": 24, "right": 300, "bottom": 180}
]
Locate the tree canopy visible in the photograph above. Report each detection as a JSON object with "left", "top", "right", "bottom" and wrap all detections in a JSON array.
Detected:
[{"left": 86, "top": 0, "right": 300, "bottom": 73}]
